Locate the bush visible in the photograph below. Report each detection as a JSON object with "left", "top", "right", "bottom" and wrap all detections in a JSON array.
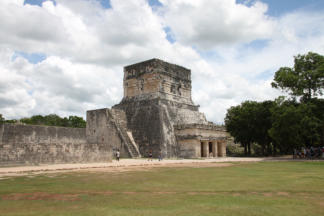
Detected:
[{"left": 226, "top": 143, "right": 245, "bottom": 157}]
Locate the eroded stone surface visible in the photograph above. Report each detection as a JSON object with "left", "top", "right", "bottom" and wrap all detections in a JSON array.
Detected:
[
  {"left": 114, "top": 59, "right": 228, "bottom": 158},
  {"left": 0, "top": 124, "right": 111, "bottom": 165}
]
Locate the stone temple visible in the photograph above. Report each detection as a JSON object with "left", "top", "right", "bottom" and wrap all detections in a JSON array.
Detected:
[
  {"left": 0, "top": 59, "right": 227, "bottom": 165},
  {"left": 89, "top": 58, "right": 228, "bottom": 158}
]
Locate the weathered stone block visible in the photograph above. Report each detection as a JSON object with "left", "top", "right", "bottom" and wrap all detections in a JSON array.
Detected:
[{"left": 0, "top": 123, "right": 111, "bottom": 165}]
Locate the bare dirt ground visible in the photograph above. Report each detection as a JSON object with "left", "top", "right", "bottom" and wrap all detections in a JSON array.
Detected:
[{"left": 0, "top": 157, "right": 302, "bottom": 178}]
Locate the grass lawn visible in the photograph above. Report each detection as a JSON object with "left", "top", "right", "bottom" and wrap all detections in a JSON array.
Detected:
[{"left": 0, "top": 161, "right": 323, "bottom": 216}]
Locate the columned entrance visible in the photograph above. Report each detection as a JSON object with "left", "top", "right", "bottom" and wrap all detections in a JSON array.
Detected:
[{"left": 200, "top": 140, "right": 225, "bottom": 158}]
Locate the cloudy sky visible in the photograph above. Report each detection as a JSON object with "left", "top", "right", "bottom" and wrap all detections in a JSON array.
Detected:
[{"left": 1, "top": 0, "right": 324, "bottom": 123}]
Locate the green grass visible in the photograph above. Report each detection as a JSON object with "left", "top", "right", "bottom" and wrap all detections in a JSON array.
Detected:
[{"left": 0, "top": 161, "right": 324, "bottom": 216}]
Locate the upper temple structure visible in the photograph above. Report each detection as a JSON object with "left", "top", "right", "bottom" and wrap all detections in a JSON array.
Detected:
[
  {"left": 111, "top": 58, "right": 228, "bottom": 158},
  {"left": 0, "top": 59, "right": 228, "bottom": 165}
]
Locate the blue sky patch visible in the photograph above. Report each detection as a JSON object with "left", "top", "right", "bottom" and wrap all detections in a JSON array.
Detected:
[
  {"left": 198, "top": 50, "right": 225, "bottom": 63},
  {"left": 24, "top": 0, "right": 56, "bottom": 6},
  {"left": 163, "top": 27, "right": 175, "bottom": 44},
  {"left": 148, "top": 0, "right": 162, "bottom": 7},
  {"left": 98, "top": 0, "right": 111, "bottom": 9},
  {"left": 255, "top": 69, "right": 275, "bottom": 81},
  {"left": 24, "top": 0, "right": 112, "bottom": 8},
  {"left": 246, "top": 39, "right": 269, "bottom": 50},
  {"left": 12, "top": 52, "right": 47, "bottom": 64},
  {"left": 236, "top": 0, "right": 324, "bottom": 16}
]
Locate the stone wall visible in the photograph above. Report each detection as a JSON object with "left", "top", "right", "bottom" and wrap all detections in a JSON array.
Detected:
[
  {"left": 177, "top": 139, "right": 201, "bottom": 158},
  {"left": 86, "top": 108, "right": 140, "bottom": 158},
  {"left": 124, "top": 58, "right": 191, "bottom": 82},
  {"left": 0, "top": 123, "right": 111, "bottom": 165},
  {"left": 123, "top": 59, "right": 193, "bottom": 105},
  {"left": 114, "top": 99, "right": 164, "bottom": 158}
]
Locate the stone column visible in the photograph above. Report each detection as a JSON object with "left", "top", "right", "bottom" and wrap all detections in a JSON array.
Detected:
[
  {"left": 202, "top": 141, "right": 208, "bottom": 157},
  {"left": 221, "top": 141, "right": 226, "bottom": 157},
  {"left": 217, "top": 141, "right": 226, "bottom": 157},
  {"left": 217, "top": 141, "right": 222, "bottom": 157},
  {"left": 212, "top": 141, "right": 217, "bottom": 157}
]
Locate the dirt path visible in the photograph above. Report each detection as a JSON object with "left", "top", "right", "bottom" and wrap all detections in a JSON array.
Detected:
[{"left": 0, "top": 157, "right": 288, "bottom": 178}]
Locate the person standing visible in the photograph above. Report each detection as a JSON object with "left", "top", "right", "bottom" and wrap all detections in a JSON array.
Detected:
[
  {"left": 158, "top": 151, "right": 163, "bottom": 161},
  {"left": 302, "top": 147, "right": 306, "bottom": 158},
  {"left": 116, "top": 149, "right": 120, "bottom": 161},
  {"left": 148, "top": 150, "right": 153, "bottom": 161}
]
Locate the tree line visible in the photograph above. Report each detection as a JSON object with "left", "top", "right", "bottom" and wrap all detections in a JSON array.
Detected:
[
  {"left": 225, "top": 52, "right": 324, "bottom": 156},
  {"left": 0, "top": 114, "right": 86, "bottom": 128}
]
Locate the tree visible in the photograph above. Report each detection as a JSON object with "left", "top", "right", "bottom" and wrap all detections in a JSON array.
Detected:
[
  {"left": 21, "top": 115, "right": 44, "bottom": 125},
  {"left": 271, "top": 52, "right": 324, "bottom": 101},
  {"left": 68, "top": 116, "right": 86, "bottom": 128},
  {"left": 269, "top": 98, "right": 322, "bottom": 154},
  {"left": 225, "top": 101, "right": 274, "bottom": 156},
  {"left": 308, "top": 99, "right": 324, "bottom": 145},
  {"left": 225, "top": 101, "right": 259, "bottom": 155},
  {"left": 269, "top": 99, "right": 302, "bottom": 154},
  {"left": 20, "top": 114, "right": 86, "bottom": 128},
  {"left": 44, "top": 114, "right": 62, "bottom": 126},
  {"left": 253, "top": 101, "right": 274, "bottom": 155},
  {"left": 298, "top": 101, "right": 323, "bottom": 147}
]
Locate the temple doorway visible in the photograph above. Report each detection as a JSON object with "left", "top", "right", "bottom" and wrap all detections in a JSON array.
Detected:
[{"left": 209, "top": 142, "right": 212, "bottom": 157}]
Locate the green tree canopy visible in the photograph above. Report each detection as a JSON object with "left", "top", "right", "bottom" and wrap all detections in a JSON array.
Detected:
[
  {"left": 269, "top": 98, "right": 322, "bottom": 153},
  {"left": 225, "top": 101, "right": 259, "bottom": 155},
  {"left": 68, "top": 116, "right": 86, "bottom": 128},
  {"left": 225, "top": 101, "right": 275, "bottom": 156},
  {"left": 252, "top": 101, "right": 274, "bottom": 155},
  {"left": 20, "top": 114, "right": 86, "bottom": 128},
  {"left": 271, "top": 52, "right": 324, "bottom": 101}
]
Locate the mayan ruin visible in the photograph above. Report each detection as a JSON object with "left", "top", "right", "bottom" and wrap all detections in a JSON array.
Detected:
[
  {"left": 107, "top": 58, "right": 227, "bottom": 158},
  {"left": 0, "top": 59, "right": 227, "bottom": 165}
]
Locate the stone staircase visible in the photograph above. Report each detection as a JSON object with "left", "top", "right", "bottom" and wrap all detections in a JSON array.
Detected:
[{"left": 107, "top": 109, "right": 141, "bottom": 158}]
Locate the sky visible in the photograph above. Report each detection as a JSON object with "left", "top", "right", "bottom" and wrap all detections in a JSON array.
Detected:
[{"left": 0, "top": 0, "right": 324, "bottom": 123}]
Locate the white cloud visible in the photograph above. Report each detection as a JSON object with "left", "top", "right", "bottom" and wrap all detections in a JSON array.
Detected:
[
  {"left": 0, "top": 1, "right": 67, "bottom": 53},
  {"left": 0, "top": 0, "right": 324, "bottom": 124},
  {"left": 0, "top": 47, "right": 124, "bottom": 119},
  {"left": 160, "top": 0, "right": 275, "bottom": 49},
  {"left": 0, "top": 0, "right": 172, "bottom": 66}
]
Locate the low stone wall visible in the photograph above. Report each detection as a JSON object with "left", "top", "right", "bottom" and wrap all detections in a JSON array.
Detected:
[{"left": 0, "top": 123, "right": 111, "bottom": 165}]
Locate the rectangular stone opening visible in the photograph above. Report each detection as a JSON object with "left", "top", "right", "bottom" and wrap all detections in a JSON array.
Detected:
[{"left": 208, "top": 142, "right": 212, "bottom": 157}]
